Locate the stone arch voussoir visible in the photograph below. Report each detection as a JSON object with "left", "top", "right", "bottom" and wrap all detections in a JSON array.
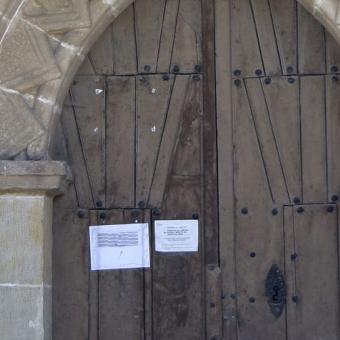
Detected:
[{"left": 0, "top": 0, "right": 339, "bottom": 160}]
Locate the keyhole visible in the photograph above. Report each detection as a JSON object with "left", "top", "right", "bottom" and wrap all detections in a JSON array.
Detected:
[{"left": 272, "top": 286, "right": 279, "bottom": 302}]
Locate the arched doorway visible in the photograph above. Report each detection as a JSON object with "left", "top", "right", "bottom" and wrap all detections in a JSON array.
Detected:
[{"left": 50, "top": 0, "right": 340, "bottom": 339}]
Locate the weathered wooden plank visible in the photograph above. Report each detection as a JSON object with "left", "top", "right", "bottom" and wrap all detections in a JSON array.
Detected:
[
  {"left": 172, "top": 76, "right": 202, "bottom": 176},
  {"left": 157, "top": 0, "right": 179, "bottom": 73},
  {"left": 245, "top": 78, "right": 288, "bottom": 203},
  {"left": 98, "top": 209, "right": 146, "bottom": 340},
  {"left": 112, "top": 4, "right": 137, "bottom": 75},
  {"left": 231, "top": 0, "right": 263, "bottom": 77},
  {"left": 262, "top": 76, "right": 301, "bottom": 203},
  {"left": 148, "top": 75, "right": 189, "bottom": 208},
  {"left": 326, "top": 31, "right": 340, "bottom": 73},
  {"left": 136, "top": 75, "right": 174, "bottom": 207},
  {"left": 326, "top": 75, "right": 340, "bottom": 199},
  {"left": 135, "top": 0, "right": 166, "bottom": 73},
  {"left": 61, "top": 93, "right": 93, "bottom": 208},
  {"left": 71, "top": 77, "right": 106, "bottom": 208},
  {"left": 89, "top": 27, "right": 114, "bottom": 75},
  {"left": 206, "top": 265, "right": 222, "bottom": 340},
  {"left": 288, "top": 204, "right": 339, "bottom": 340},
  {"left": 233, "top": 80, "right": 285, "bottom": 339},
  {"left": 283, "top": 206, "right": 297, "bottom": 340},
  {"left": 300, "top": 76, "right": 327, "bottom": 202},
  {"left": 215, "top": 0, "right": 237, "bottom": 338},
  {"left": 77, "top": 56, "right": 96, "bottom": 76},
  {"left": 88, "top": 210, "right": 100, "bottom": 340},
  {"left": 171, "top": 0, "right": 202, "bottom": 73},
  {"left": 52, "top": 186, "right": 89, "bottom": 340},
  {"left": 250, "top": 0, "right": 281, "bottom": 75},
  {"left": 152, "top": 74, "right": 204, "bottom": 339},
  {"left": 298, "top": 4, "right": 326, "bottom": 74},
  {"left": 106, "top": 76, "right": 135, "bottom": 208},
  {"left": 153, "top": 178, "right": 203, "bottom": 340},
  {"left": 269, "top": 0, "right": 297, "bottom": 74}
]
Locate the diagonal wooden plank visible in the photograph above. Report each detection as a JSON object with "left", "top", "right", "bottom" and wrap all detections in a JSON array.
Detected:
[
  {"left": 136, "top": 74, "right": 174, "bottom": 207},
  {"left": 250, "top": 0, "right": 281, "bottom": 75},
  {"left": 245, "top": 77, "right": 288, "bottom": 203},
  {"left": 171, "top": 0, "right": 202, "bottom": 73},
  {"left": 148, "top": 75, "right": 189, "bottom": 208},
  {"left": 135, "top": 0, "right": 166, "bottom": 73},
  {"left": 269, "top": 0, "right": 297, "bottom": 74},
  {"left": 71, "top": 76, "right": 106, "bottom": 208},
  {"left": 262, "top": 76, "right": 301, "bottom": 203},
  {"left": 112, "top": 4, "right": 137, "bottom": 75},
  {"left": 231, "top": 0, "right": 263, "bottom": 77}
]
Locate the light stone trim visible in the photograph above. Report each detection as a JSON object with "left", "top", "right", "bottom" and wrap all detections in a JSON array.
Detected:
[{"left": 0, "top": 161, "right": 70, "bottom": 340}]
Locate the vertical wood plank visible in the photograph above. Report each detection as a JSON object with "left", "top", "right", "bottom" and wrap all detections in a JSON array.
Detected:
[
  {"left": 148, "top": 75, "right": 189, "bottom": 208},
  {"left": 233, "top": 80, "right": 286, "bottom": 340},
  {"left": 300, "top": 76, "right": 327, "bottom": 202},
  {"left": 250, "top": 0, "right": 281, "bottom": 75},
  {"left": 98, "top": 209, "right": 147, "bottom": 340},
  {"left": 326, "top": 32, "right": 340, "bottom": 73},
  {"left": 326, "top": 75, "right": 340, "bottom": 199},
  {"left": 136, "top": 75, "right": 174, "bottom": 207},
  {"left": 71, "top": 77, "right": 106, "bottom": 208},
  {"left": 298, "top": 4, "right": 326, "bottom": 74},
  {"left": 112, "top": 5, "right": 137, "bottom": 75},
  {"left": 171, "top": 0, "right": 202, "bottom": 73},
  {"left": 289, "top": 204, "right": 340, "bottom": 340},
  {"left": 77, "top": 56, "right": 96, "bottom": 76},
  {"left": 215, "top": 0, "right": 237, "bottom": 338},
  {"left": 52, "top": 186, "right": 89, "bottom": 340},
  {"left": 157, "top": 0, "right": 180, "bottom": 73},
  {"left": 88, "top": 210, "right": 100, "bottom": 340},
  {"left": 135, "top": 0, "right": 166, "bottom": 73},
  {"left": 231, "top": 0, "right": 263, "bottom": 77},
  {"left": 262, "top": 76, "right": 301, "bottom": 203},
  {"left": 283, "top": 206, "right": 297, "bottom": 340},
  {"left": 89, "top": 27, "right": 114, "bottom": 75},
  {"left": 152, "top": 76, "right": 204, "bottom": 340},
  {"left": 61, "top": 93, "right": 93, "bottom": 208},
  {"left": 245, "top": 78, "right": 288, "bottom": 203},
  {"left": 106, "top": 76, "right": 135, "bottom": 208},
  {"left": 269, "top": 0, "right": 297, "bottom": 74}
]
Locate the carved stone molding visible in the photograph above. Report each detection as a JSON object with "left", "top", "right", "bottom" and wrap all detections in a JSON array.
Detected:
[
  {"left": 21, "top": 0, "right": 91, "bottom": 34},
  {"left": 0, "top": 0, "right": 338, "bottom": 161}
]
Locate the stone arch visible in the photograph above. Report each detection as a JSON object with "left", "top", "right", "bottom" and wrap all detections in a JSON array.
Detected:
[{"left": 0, "top": 0, "right": 339, "bottom": 161}]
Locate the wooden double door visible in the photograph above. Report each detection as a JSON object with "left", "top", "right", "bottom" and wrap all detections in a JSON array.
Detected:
[{"left": 52, "top": 0, "right": 340, "bottom": 339}]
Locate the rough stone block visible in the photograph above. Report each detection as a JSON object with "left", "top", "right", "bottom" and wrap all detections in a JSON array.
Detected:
[
  {"left": 0, "top": 286, "right": 51, "bottom": 340},
  {"left": 0, "top": 195, "right": 52, "bottom": 285}
]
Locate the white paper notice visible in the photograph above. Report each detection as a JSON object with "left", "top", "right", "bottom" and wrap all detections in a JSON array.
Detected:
[
  {"left": 89, "top": 223, "right": 150, "bottom": 270},
  {"left": 154, "top": 220, "right": 199, "bottom": 252}
]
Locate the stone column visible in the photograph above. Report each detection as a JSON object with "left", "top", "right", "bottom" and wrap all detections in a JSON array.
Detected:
[{"left": 0, "top": 161, "right": 70, "bottom": 340}]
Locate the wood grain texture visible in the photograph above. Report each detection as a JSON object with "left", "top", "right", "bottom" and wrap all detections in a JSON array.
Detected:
[
  {"left": 300, "top": 76, "right": 327, "bottom": 202},
  {"left": 106, "top": 76, "right": 135, "bottom": 208},
  {"left": 269, "top": 0, "right": 297, "bottom": 74},
  {"left": 71, "top": 77, "right": 106, "bottom": 208},
  {"left": 52, "top": 185, "right": 89, "bottom": 340},
  {"left": 136, "top": 75, "right": 174, "bottom": 207},
  {"left": 287, "top": 205, "right": 340, "bottom": 340},
  {"left": 250, "top": 0, "right": 281, "bottom": 75},
  {"left": 98, "top": 209, "right": 147, "bottom": 340},
  {"left": 112, "top": 4, "right": 137, "bottom": 75},
  {"left": 233, "top": 80, "right": 286, "bottom": 339},
  {"left": 262, "top": 76, "right": 301, "bottom": 203},
  {"left": 231, "top": 0, "right": 263, "bottom": 77},
  {"left": 298, "top": 4, "right": 326, "bottom": 74}
]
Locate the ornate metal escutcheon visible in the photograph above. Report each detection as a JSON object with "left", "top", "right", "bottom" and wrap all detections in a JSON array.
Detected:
[{"left": 265, "top": 264, "right": 286, "bottom": 318}]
